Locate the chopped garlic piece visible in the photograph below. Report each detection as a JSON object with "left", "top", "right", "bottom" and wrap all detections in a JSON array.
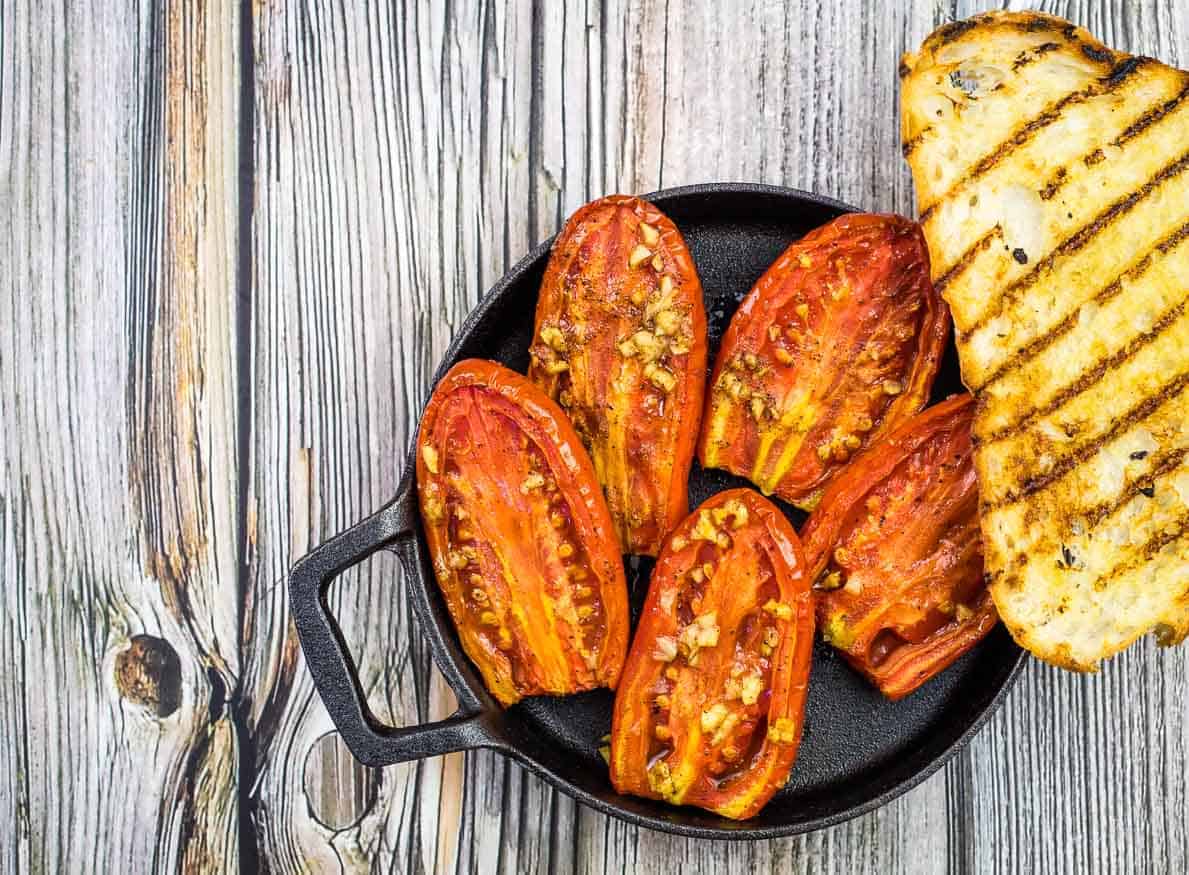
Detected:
[
  {"left": 628, "top": 244, "right": 653, "bottom": 268},
  {"left": 763, "top": 599, "right": 793, "bottom": 620},
  {"left": 767, "top": 717, "right": 797, "bottom": 744},
  {"left": 652, "top": 636, "right": 678, "bottom": 662},
  {"left": 520, "top": 473, "right": 546, "bottom": 493},
  {"left": 423, "top": 495, "right": 445, "bottom": 521},
  {"left": 701, "top": 702, "right": 729, "bottom": 733},
  {"left": 540, "top": 324, "right": 566, "bottom": 351},
  {"left": 631, "top": 329, "right": 663, "bottom": 362},
  {"left": 740, "top": 674, "right": 764, "bottom": 706},
  {"left": 648, "top": 761, "right": 676, "bottom": 797},
  {"left": 818, "top": 570, "right": 843, "bottom": 591},
  {"left": 711, "top": 711, "right": 741, "bottom": 747},
  {"left": 654, "top": 308, "right": 682, "bottom": 336},
  {"left": 694, "top": 611, "right": 720, "bottom": 647},
  {"left": 420, "top": 444, "right": 440, "bottom": 474},
  {"left": 648, "top": 366, "right": 677, "bottom": 392},
  {"left": 689, "top": 510, "right": 720, "bottom": 542},
  {"left": 696, "top": 624, "right": 720, "bottom": 648}
]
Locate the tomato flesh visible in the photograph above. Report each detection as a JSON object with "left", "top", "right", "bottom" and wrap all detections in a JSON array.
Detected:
[
  {"left": 529, "top": 195, "right": 708, "bottom": 556},
  {"left": 417, "top": 360, "right": 630, "bottom": 706},
  {"left": 609, "top": 489, "right": 813, "bottom": 820},
  {"left": 699, "top": 213, "right": 948, "bottom": 510},
  {"left": 800, "top": 394, "right": 997, "bottom": 700}
]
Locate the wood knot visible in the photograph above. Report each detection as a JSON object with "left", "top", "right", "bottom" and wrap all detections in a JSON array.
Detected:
[{"left": 114, "top": 635, "right": 182, "bottom": 717}]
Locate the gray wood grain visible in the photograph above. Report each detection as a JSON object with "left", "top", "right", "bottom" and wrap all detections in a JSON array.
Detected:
[
  {"left": 0, "top": 0, "right": 243, "bottom": 871},
  {"left": 244, "top": 1, "right": 1189, "bottom": 873},
  {"left": 3, "top": 0, "right": 1187, "bottom": 872}
]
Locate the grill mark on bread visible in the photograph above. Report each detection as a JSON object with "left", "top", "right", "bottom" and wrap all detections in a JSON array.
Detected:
[
  {"left": 931, "top": 11, "right": 1080, "bottom": 47},
  {"left": 1104, "top": 57, "right": 1148, "bottom": 87},
  {"left": 920, "top": 89, "right": 1090, "bottom": 224},
  {"left": 1038, "top": 83, "right": 1188, "bottom": 201},
  {"left": 921, "top": 13, "right": 1103, "bottom": 63},
  {"left": 1020, "top": 15, "right": 1058, "bottom": 34},
  {"left": 973, "top": 221, "right": 1189, "bottom": 391},
  {"left": 983, "top": 369, "right": 1189, "bottom": 510},
  {"left": 1039, "top": 167, "right": 1069, "bottom": 200},
  {"left": 933, "top": 18, "right": 979, "bottom": 47},
  {"left": 1084, "top": 446, "right": 1189, "bottom": 530},
  {"left": 1030, "top": 77, "right": 1188, "bottom": 205},
  {"left": 1012, "top": 42, "right": 1062, "bottom": 72},
  {"left": 933, "top": 226, "right": 1002, "bottom": 293},
  {"left": 1113, "top": 79, "right": 1189, "bottom": 147},
  {"left": 1139, "top": 516, "right": 1188, "bottom": 562},
  {"left": 966, "top": 149, "right": 1189, "bottom": 335},
  {"left": 919, "top": 59, "right": 1150, "bottom": 223},
  {"left": 1092, "top": 515, "right": 1189, "bottom": 591},
  {"left": 981, "top": 300, "right": 1186, "bottom": 443},
  {"left": 1001, "top": 445, "right": 1189, "bottom": 574},
  {"left": 902, "top": 128, "right": 931, "bottom": 158}
]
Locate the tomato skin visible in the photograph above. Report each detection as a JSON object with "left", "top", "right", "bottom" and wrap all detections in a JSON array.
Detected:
[
  {"left": 801, "top": 395, "right": 996, "bottom": 701},
  {"left": 416, "top": 359, "right": 630, "bottom": 707},
  {"left": 529, "top": 195, "right": 708, "bottom": 557},
  {"left": 698, "top": 213, "right": 948, "bottom": 511},
  {"left": 609, "top": 489, "right": 813, "bottom": 820}
]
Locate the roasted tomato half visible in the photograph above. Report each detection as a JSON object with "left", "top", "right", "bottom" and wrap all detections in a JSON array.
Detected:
[
  {"left": 416, "top": 359, "right": 630, "bottom": 706},
  {"left": 528, "top": 195, "right": 708, "bottom": 556},
  {"left": 698, "top": 213, "right": 948, "bottom": 510},
  {"left": 800, "top": 394, "right": 996, "bottom": 701},
  {"left": 609, "top": 489, "right": 813, "bottom": 820}
]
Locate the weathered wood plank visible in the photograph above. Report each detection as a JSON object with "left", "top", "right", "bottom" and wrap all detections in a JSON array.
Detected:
[
  {"left": 949, "top": 5, "right": 1189, "bottom": 874},
  {"left": 245, "top": 0, "right": 1188, "bottom": 872},
  {"left": 0, "top": 0, "right": 242, "bottom": 871},
  {"left": 242, "top": 1, "right": 466, "bottom": 871}
]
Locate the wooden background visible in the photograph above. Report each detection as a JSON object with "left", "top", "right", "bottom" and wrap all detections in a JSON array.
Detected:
[{"left": 3, "top": 0, "right": 1186, "bottom": 872}]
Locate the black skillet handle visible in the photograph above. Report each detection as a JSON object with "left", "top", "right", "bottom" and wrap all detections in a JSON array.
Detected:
[{"left": 289, "top": 479, "right": 495, "bottom": 768}]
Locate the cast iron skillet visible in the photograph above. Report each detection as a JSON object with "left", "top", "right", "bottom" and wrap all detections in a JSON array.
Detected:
[{"left": 289, "top": 182, "right": 1026, "bottom": 839}]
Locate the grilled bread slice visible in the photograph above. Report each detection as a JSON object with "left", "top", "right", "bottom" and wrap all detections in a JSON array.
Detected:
[{"left": 900, "top": 11, "right": 1189, "bottom": 671}]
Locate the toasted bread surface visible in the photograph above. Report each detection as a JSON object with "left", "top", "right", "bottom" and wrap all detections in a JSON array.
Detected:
[{"left": 901, "top": 11, "right": 1189, "bottom": 670}]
